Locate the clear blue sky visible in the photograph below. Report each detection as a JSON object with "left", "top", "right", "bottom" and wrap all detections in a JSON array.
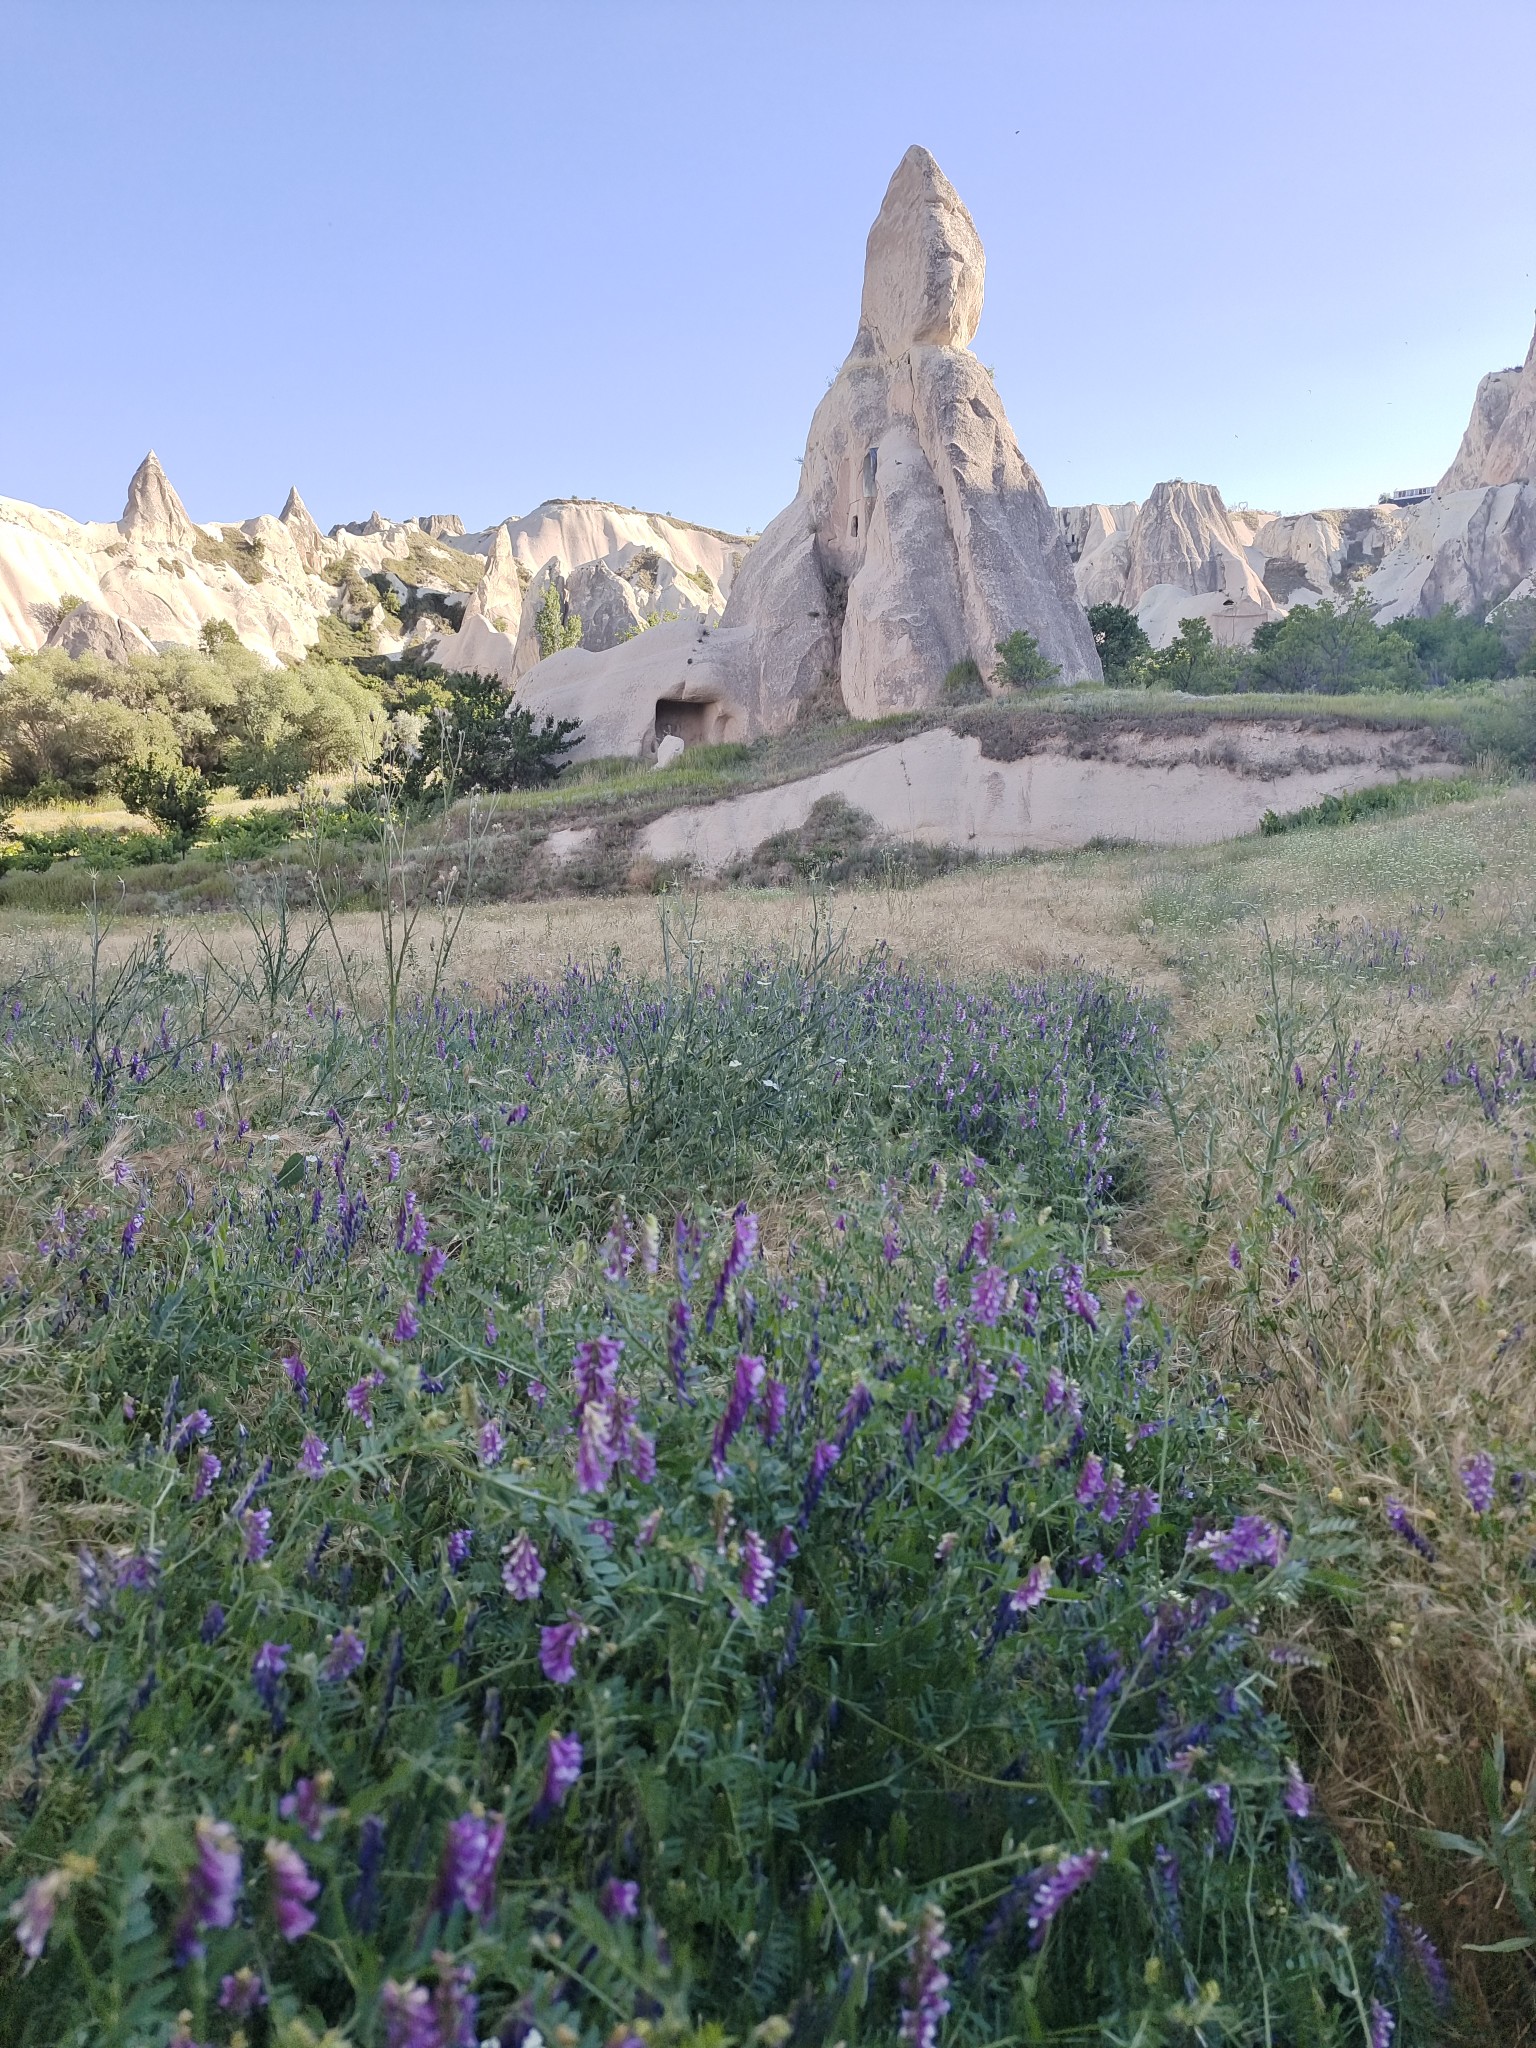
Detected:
[{"left": 4, "top": 0, "right": 1533, "bottom": 536}]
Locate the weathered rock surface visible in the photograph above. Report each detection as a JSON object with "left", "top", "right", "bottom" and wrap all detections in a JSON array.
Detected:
[
  {"left": 120, "top": 451, "right": 200, "bottom": 550},
  {"left": 279, "top": 486, "right": 326, "bottom": 573},
  {"left": 455, "top": 501, "right": 749, "bottom": 606},
  {"left": 721, "top": 146, "right": 1100, "bottom": 724},
  {"left": 1479, "top": 317, "right": 1536, "bottom": 487},
  {"left": 43, "top": 601, "right": 157, "bottom": 663},
  {"left": 1440, "top": 363, "right": 1525, "bottom": 491}
]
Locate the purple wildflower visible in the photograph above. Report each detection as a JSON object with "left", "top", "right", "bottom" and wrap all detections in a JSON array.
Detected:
[
  {"left": 1075, "top": 1454, "right": 1107, "bottom": 1507},
  {"left": 345, "top": 1371, "right": 384, "bottom": 1428},
  {"left": 321, "top": 1626, "right": 366, "bottom": 1682},
  {"left": 1060, "top": 1264, "right": 1100, "bottom": 1329},
  {"left": 393, "top": 1301, "right": 420, "bottom": 1343},
  {"left": 759, "top": 1376, "right": 788, "bottom": 1443},
  {"left": 740, "top": 1529, "right": 775, "bottom": 1606},
  {"left": 200, "top": 1602, "right": 226, "bottom": 1643},
  {"left": 970, "top": 1263, "right": 1007, "bottom": 1327},
  {"left": 477, "top": 1419, "right": 505, "bottom": 1467},
  {"left": 121, "top": 1211, "right": 144, "bottom": 1258},
  {"left": 712, "top": 1353, "right": 765, "bottom": 1478},
  {"left": 265, "top": 1839, "right": 320, "bottom": 1940},
  {"left": 171, "top": 1409, "right": 213, "bottom": 1452},
  {"left": 933, "top": 1271, "right": 952, "bottom": 1311},
  {"left": 1197, "top": 1516, "right": 1287, "bottom": 1572},
  {"left": 539, "top": 1730, "right": 583, "bottom": 1811},
  {"left": 574, "top": 1395, "right": 617, "bottom": 1495},
  {"left": 774, "top": 1525, "right": 799, "bottom": 1563},
  {"left": 31, "top": 1674, "right": 82, "bottom": 1757},
  {"left": 218, "top": 1968, "right": 267, "bottom": 2017},
  {"left": 935, "top": 1390, "right": 974, "bottom": 1456},
  {"left": 297, "top": 1434, "right": 329, "bottom": 1478},
  {"left": 1404, "top": 1916, "right": 1451, "bottom": 2009},
  {"left": 279, "top": 1775, "right": 340, "bottom": 1842},
  {"left": 898, "top": 1903, "right": 952, "bottom": 2048},
  {"left": 1026, "top": 1848, "right": 1104, "bottom": 1948},
  {"left": 240, "top": 1507, "right": 273, "bottom": 1564},
  {"left": 381, "top": 1979, "right": 435, "bottom": 2048},
  {"left": 173, "top": 1817, "right": 242, "bottom": 1963},
  {"left": 599, "top": 1877, "right": 640, "bottom": 1922},
  {"left": 251, "top": 1640, "right": 289, "bottom": 1711},
  {"left": 447, "top": 1528, "right": 473, "bottom": 1571},
  {"left": 1460, "top": 1450, "right": 1496, "bottom": 1514},
  {"left": 1283, "top": 1760, "right": 1313, "bottom": 1819},
  {"left": 799, "top": 1438, "right": 840, "bottom": 1521},
  {"left": 501, "top": 1530, "right": 545, "bottom": 1601},
  {"left": 191, "top": 1450, "right": 222, "bottom": 1501},
  {"left": 706, "top": 1208, "right": 759, "bottom": 1330},
  {"left": 435, "top": 1811, "right": 504, "bottom": 1918},
  {"left": 1368, "top": 2000, "right": 1395, "bottom": 2048},
  {"left": 1043, "top": 1365, "right": 1082, "bottom": 1421},
  {"left": 540, "top": 1616, "right": 585, "bottom": 1685},
  {"left": 1228, "top": 1243, "right": 1242, "bottom": 1270},
  {"left": 1208, "top": 1782, "right": 1236, "bottom": 1850},
  {"left": 1010, "top": 1558, "right": 1055, "bottom": 1613},
  {"left": 1385, "top": 1498, "right": 1437, "bottom": 1562},
  {"left": 418, "top": 1246, "right": 449, "bottom": 1302},
  {"left": 11, "top": 1869, "right": 69, "bottom": 1962}
]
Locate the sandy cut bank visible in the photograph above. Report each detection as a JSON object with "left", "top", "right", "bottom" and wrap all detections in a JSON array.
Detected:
[{"left": 634, "top": 723, "right": 1462, "bottom": 873}]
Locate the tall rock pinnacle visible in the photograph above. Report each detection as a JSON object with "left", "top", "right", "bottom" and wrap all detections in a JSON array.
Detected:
[{"left": 120, "top": 451, "right": 199, "bottom": 549}]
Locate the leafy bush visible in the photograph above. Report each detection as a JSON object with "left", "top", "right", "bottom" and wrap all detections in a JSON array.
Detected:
[
  {"left": 115, "top": 754, "right": 211, "bottom": 843},
  {"left": 534, "top": 580, "right": 583, "bottom": 660},
  {"left": 1249, "top": 596, "right": 1424, "bottom": 694},
  {"left": 993, "top": 629, "right": 1060, "bottom": 688},
  {"left": 1383, "top": 603, "right": 1510, "bottom": 685},
  {"left": 435, "top": 671, "right": 581, "bottom": 791},
  {"left": 1130, "top": 616, "right": 1247, "bottom": 694},
  {"left": 940, "top": 657, "right": 987, "bottom": 705},
  {"left": 0, "top": 947, "right": 1431, "bottom": 2044},
  {"left": 1088, "top": 602, "right": 1152, "bottom": 685},
  {"left": 1260, "top": 774, "right": 1479, "bottom": 835}
]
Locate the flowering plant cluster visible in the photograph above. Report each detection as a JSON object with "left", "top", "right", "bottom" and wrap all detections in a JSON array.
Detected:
[{"left": 0, "top": 955, "right": 1445, "bottom": 2045}]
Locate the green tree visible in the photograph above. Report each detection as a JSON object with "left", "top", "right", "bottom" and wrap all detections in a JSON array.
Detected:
[
  {"left": 992, "top": 629, "right": 1060, "bottom": 688},
  {"left": 1087, "top": 602, "right": 1152, "bottom": 685},
  {"left": 1134, "top": 616, "right": 1243, "bottom": 693},
  {"left": 115, "top": 754, "right": 211, "bottom": 848},
  {"left": 1248, "top": 595, "right": 1422, "bottom": 693},
  {"left": 198, "top": 617, "right": 241, "bottom": 657},
  {"left": 433, "top": 671, "right": 581, "bottom": 790},
  {"left": 1384, "top": 603, "right": 1510, "bottom": 686},
  {"left": 534, "top": 580, "right": 583, "bottom": 660}
]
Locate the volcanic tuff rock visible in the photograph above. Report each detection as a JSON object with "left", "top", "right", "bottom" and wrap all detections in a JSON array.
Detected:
[
  {"left": 43, "top": 601, "right": 157, "bottom": 662},
  {"left": 722, "top": 145, "right": 1100, "bottom": 721},
  {"left": 1478, "top": 317, "right": 1536, "bottom": 488},
  {"left": 1439, "top": 363, "right": 1526, "bottom": 492},
  {"left": 120, "top": 451, "right": 200, "bottom": 550}
]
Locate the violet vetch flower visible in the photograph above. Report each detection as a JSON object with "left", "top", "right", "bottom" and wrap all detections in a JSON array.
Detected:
[
  {"left": 1196, "top": 1516, "right": 1287, "bottom": 1572},
  {"left": 200, "top": 1602, "right": 226, "bottom": 1643},
  {"left": 1207, "top": 1782, "right": 1236, "bottom": 1850},
  {"left": 280, "top": 1774, "right": 340, "bottom": 1842},
  {"left": 283, "top": 1352, "right": 308, "bottom": 1403},
  {"left": 432, "top": 1952, "right": 479, "bottom": 2048},
  {"left": 1368, "top": 2000, "right": 1395, "bottom": 2048},
  {"left": 1283, "top": 1760, "right": 1313, "bottom": 1818},
  {"left": 447, "top": 1529, "right": 473, "bottom": 1571},
  {"left": 171, "top": 1409, "right": 212, "bottom": 1452},
  {"left": 1059, "top": 1263, "right": 1100, "bottom": 1329},
  {"left": 1025, "top": 1848, "right": 1104, "bottom": 1949},
  {"left": 173, "top": 1817, "right": 242, "bottom": 1963},
  {"left": 297, "top": 1434, "right": 329, "bottom": 1478},
  {"left": 712, "top": 1353, "right": 765, "bottom": 1478},
  {"left": 321, "top": 1626, "right": 367, "bottom": 1682},
  {"left": 218, "top": 1968, "right": 267, "bottom": 2016},
  {"left": 758, "top": 1376, "right": 787, "bottom": 1442},
  {"left": 1385, "top": 1498, "right": 1437, "bottom": 1561},
  {"left": 898, "top": 1902, "right": 952, "bottom": 2048},
  {"left": 380, "top": 1979, "right": 435, "bottom": 2048},
  {"left": 538, "top": 1729, "right": 583, "bottom": 1812},
  {"left": 740, "top": 1528, "right": 775, "bottom": 1606},
  {"left": 265, "top": 1839, "right": 320, "bottom": 1940},
  {"left": 349, "top": 1815, "right": 385, "bottom": 1933},
  {"left": 120, "top": 1211, "right": 145, "bottom": 1258},
  {"left": 799, "top": 1438, "right": 840, "bottom": 1523},
  {"left": 539, "top": 1617, "right": 585, "bottom": 1685},
  {"left": 969, "top": 1263, "right": 1007, "bottom": 1327},
  {"left": 418, "top": 1245, "right": 449, "bottom": 1302},
  {"left": 706, "top": 1207, "right": 759, "bottom": 1331},
  {"left": 1075, "top": 1454, "right": 1107, "bottom": 1507},
  {"left": 32, "top": 1674, "right": 82, "bottom": 1757},
  {"left": 251, "top": 1640, "right": 290, "bottom": 1710},
  {"left": 1404, "top": 1915, "right": 1451, "bottom": 2010},
  {"left": 1228, "top": 1243, "right": 1242, "bottom": 1270},
  {"left": 435, "top": 1810, "right": 504, "bottom": 1918},
  {"left": 346, "top": 1371, "right": 384, "bottom": 1428},
  {"left": 240, "top": 1507, "right": 273, "bottom": 1564},
  {"left": 477, "top": 1419, "right": 505, "bottom": 1467},
  {"left": 10, "top": 1868, "right": 71, "bottom": 1963},
  {"left": 599, "top": 1877, "right": 640, "bottom": 1922},
  {"left": 393, "top": 1301, "right": 420, "bottom": 1343},
  {"left": 501, "top": 1530, "right": 545, "bottom": 1601},
  {"left": 575, "top": 1394, "right": 617, "bottom": 1495},
  {"left": 1010, "top": 1558, "right": 1055, "bottom": 1613},
  {"left": 1460, "top": 1450, "right": 1496, "bottom": 1514},
  {"left": 1043, "top": 1365, "right": 1083, "bottom": 1421}
]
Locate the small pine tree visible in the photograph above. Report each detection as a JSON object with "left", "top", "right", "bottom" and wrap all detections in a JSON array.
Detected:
[
  {"left": 115, "top": 755, "right": 211, "bottom": 850},
  {"left": 993, "top": 630, "right": 1060, "bottom": 689},
  {"left": 534, "top": 580, "right": 583, "bottom": 660}
]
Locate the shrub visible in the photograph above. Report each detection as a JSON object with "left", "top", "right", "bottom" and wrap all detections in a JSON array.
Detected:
[
  {"left": 198, "top": 617, "right": 242, "bottom": 658},
  {"left": 1260, "top": 774, "right": 1480, "bottom": 835},
  {"left": 1132, "top": 616, "right": 1246, "bottom": 693},
  {"left": 534, "top": 579, "right": 583, "bottom": 660},
  {"left": 115, "top": 754, "right": 211, "bottom": 843},
  {"left": 1249, "top": 595, "right": 1423, "bottom": 694},
  {"left": 1384, "top": 602, "right": 1510, "bottom": 685},
  {"left": 940, "top": 656, "right": 987, "bottom": 704},
  {"left": 1088, "top": 601, "right": 1152, "bottom": 685},
  {"left": 993, "top": 628, "right": 1060, "bottom": 688}
]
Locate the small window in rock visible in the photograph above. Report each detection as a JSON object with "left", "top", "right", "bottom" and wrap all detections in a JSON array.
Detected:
[
  {"left": 851, "top": 513, "right": 859, "bottom": 538},
  {"left": 862, "top": 446, "right": 878, "bottom": 495}
]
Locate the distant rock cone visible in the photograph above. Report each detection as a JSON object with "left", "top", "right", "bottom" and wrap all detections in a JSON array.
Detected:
[
  {"left": 44, "top": 601, "right": 157, "bottom": 663},
  {"left": 280, "top": 486, "right": 326, "bottom": 572},
  {"left": 1480, "top": 315, "right": 1536, "bottom": 487},
  {"left": 721, "top": 144, "right": 1099, "bottom": 719},
  {"left": 463, "top": 522, "right": 526, "bottom": 634},
  {"left": 120, "top": 451, "right": 199, "bottom": 550}
]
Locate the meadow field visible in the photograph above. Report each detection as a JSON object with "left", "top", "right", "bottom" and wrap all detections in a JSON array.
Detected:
[{"left": 2, "top": 781, "right": 1534, "bottom": 2046}]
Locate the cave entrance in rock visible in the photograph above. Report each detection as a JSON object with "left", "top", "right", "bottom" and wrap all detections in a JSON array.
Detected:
[{"left": 654, "top": 698, "right": 719, "bottom": 747}]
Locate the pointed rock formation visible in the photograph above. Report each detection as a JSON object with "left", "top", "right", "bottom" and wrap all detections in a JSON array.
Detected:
[
  {"left": 463, "top": 523, "right": 526, "bottom": 633},
  {"left": 418, "top": 512, "right": 465, "bottom": 539},
  {"left": 1439, "top": 364, "right": 1524, "bottom": 491},
  {"left": 721, "top": 144, "right": 1099, "bottom": 719},
  {"left": 280, "top": 486, "right": 326, "bottom": 573},
  {"left": 43, "top": 601, "right": 157, "bottom": 663},
  {"left": 1479, "top": 316, "right": 1536, "bottom": 487},
  {"left": 1121, "top": 481, "right": 1269, "bottom": 611},
  {"left": 120, "top": 451, "right": 199, "bottom": 550}
]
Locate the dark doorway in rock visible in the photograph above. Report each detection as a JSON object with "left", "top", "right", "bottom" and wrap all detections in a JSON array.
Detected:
[{"left": 654, "top": 698, "right": 717, "bottom": 745}]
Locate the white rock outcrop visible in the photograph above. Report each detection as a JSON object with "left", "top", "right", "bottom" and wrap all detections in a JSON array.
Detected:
[
  {"left": 120, "top": 451, "right": 201, "bottom": 550},
  {"left": 43, "top": 601, "right": 157, "bottom": 663},
  {"left": 1478, "top": 317, "right": 1536, "bottom": 488},
  {"left": 720, "top": 145, "right": 1099, "bottom": 722}
]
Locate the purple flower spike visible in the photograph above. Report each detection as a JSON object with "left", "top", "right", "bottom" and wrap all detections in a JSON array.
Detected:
[
  {"left": 740, "top": 1529, "right": 775, "bottom": 1606},
  {"left": 501, "top": 1530, "right": 545, "bottom": 1601},
  {"left": 321, "top": 1626, "right": 367, "bottom": 1682},
  {"left": 1010, "top": 1558, "right": 1055, "bottom": 1613},
  {"left": 380, "top": 1979, "right": 435, "bottom": 2048},
  {"left": 540, "top": 1617, "right": 585, "bottom": 1685},
  {"left": 279, "top": 1775, "right": 340, "bottom": 1842},
  {"left": 1460, "top": 1451, "right": 1496, "bottom": 1514},
  {"left": 478, "top": 1419, "right": 505, "bottom": 1467},
  {"left": 11, "top": 1870, "right": 69, "bottom": 1962},
  {"left": 898, "top": 1903, "right": 952, "bottom": 2047},
  {"left": 539, "top": 1730, "right": 583, "bottom": 1812},
  {"left": 1075, "top": 1454, "right": 1107, "bottom": 1507},
  {"left": 346, "top": 1371, "right": 384, "bottom": 1428},
  {"left": 265, "top": 1839, "right": 320, "bottom": 1940},
  {"left": 1196, "top": 1516, "right": 1287, "bottom": 1572},
  {"left": 706, "top": 1208, "right": 759, "bottom": 1331},
  {"left": 1283, "top": 1760, "right": 1313, "bottom": 1819},
  {"left": 1025, "top": 1848, "right": 1104, "bottom": 1949},
  {"left": 251, "top": 1640, "right": 290, "bottom": 1710},
  {"left": 1368, "top": 1999, "right": 1395, "bottom": 2048},
  {"left": 240, "top": 1507, "right": 273, "bottom": 1564},
  {"left": 32, "top": 1673, "right": 82, "bottom": 1757},
  {"left": 1208, "top": 1781, "right": 1236, "bottom": 1849},
  {"left": 393, "top": 1301, "right": 420, "bottom": 1344},
  {"left": 447, "top": 1528, "right": 473, "bottom": 1571},
  {"left": 1385, "top": 1498, "right": 1437, "bottom": 1561},
  {"left": 173, "top": 1817, "right": 242, "bottom": 1963},
  {"left": 297, "top": 1434, "right": 329, "bottom": 1478},
  {"left": 969, "top": 1263, "right": 1007, "bottom": 1327},
  {"left": 435, "top": 1810, "right": 505, "bottom": 1918},
  {"left": 218, "top": 1968, "right": 267, "bottom": 2016},
  {"left": 191, "top": 1450, "right": 221, "bottom": 1501},
  {"left": 599, "top": 1876, "right": 640, "bottom": 1922},
  {"left": 712, "top": 1353, "right": 765, "bottom": 1478}
]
